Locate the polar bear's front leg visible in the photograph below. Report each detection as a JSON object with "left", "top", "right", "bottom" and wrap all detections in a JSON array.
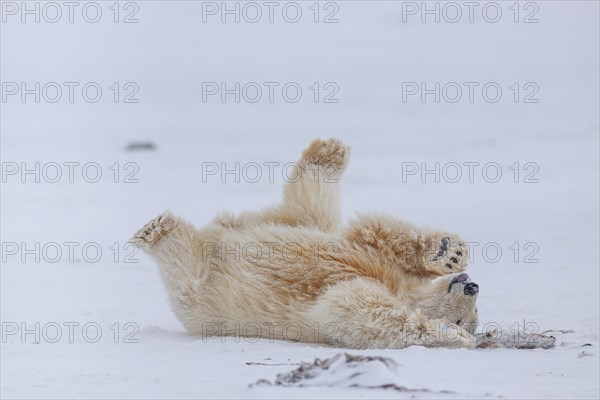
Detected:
[
  {"left": 306, "top": 278, "right": 475, "bottom": 349},
  {"left": 345, "top": 214, "right": 469, "bottom": 277}
]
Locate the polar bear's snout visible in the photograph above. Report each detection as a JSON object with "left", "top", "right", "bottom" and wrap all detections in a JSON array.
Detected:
[
  {"left": 448, "top": 273, "right": 479, "bottom": 296},
  {"left": 464, "top": 282, "right": 479, "bottom": 296}
]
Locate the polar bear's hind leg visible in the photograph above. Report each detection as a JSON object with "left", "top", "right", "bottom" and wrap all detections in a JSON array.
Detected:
[
  {"left": 275, "top": 138, "right": 350, "bottom": 231},
  {"left": 131, "top": 212, "right": 212, "bottom": 317},
  {"left": 230, "top": 138, "right": 351, "bottom": 232}
]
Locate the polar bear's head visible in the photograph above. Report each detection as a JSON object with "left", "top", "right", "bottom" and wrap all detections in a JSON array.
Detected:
[{"left": 419, "top": 273, "right": 479, "bottom": 334}]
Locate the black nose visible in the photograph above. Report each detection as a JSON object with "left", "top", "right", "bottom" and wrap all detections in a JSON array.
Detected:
[{"left": 464, "top": 282, "right": 479, "bottom": 296}]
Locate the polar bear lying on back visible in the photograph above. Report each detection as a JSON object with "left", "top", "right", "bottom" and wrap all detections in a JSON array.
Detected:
[{"left": 132, "top": 138, "right": 554, "bottom": 349}]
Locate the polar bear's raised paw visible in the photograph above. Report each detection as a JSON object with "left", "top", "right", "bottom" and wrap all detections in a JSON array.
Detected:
[
  {"left": 132, "top": 212, "right": 177, "bottom": 246},
  {"left": 301, "top": 138, "right": 350, "bottom": 173},
  {"left": 423, "top": 233, "right": 468, "bottom": 275}
]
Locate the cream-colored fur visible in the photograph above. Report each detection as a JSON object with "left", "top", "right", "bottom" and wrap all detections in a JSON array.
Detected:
[{"left": 132, "top": 138, "right": 480, "bottom": 349}]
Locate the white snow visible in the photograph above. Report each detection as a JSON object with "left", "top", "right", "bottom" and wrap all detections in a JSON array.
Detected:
[
  {"left": 254, "top": 353, "right": 415, "bottom": 390},
  {"left": 1, "top": 1, "right": 599, "bottom": 398}
]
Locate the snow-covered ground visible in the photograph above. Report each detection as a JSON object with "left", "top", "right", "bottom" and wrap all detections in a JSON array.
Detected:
[{"left": 1, "top": 1, "right": 599, "bottom": 398}]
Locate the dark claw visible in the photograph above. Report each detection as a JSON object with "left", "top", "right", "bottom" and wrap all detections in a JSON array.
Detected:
[{"left": 441, "top": 237, "right": 450, "bottom": 250}]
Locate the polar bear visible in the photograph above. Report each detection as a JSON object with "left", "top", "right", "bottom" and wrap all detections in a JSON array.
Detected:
[{"left": 132, "top": 138, "right": 551, "bottom": 349}]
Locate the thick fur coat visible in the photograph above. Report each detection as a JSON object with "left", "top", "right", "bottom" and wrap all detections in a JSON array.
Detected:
[{"left": 133, "top": 139, "right": 488, "bottom": 349}]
